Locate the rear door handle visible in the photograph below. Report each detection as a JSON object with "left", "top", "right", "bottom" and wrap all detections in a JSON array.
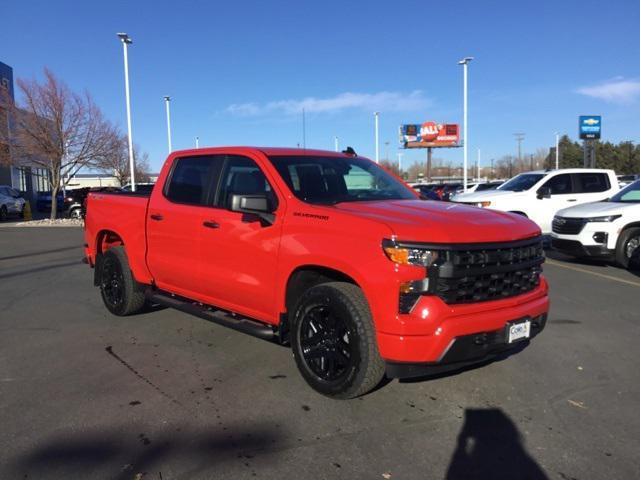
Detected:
[
  {"left": 203, "top": 220, "right": 220, "bottom": 229},
  {"left": 150, "top": 214, "right": 164, "bottom": 221}
]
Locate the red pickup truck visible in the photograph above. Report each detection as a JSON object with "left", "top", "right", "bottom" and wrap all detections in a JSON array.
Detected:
[{"left": 84, "top": 147, "right": 548, "bottom": 398}]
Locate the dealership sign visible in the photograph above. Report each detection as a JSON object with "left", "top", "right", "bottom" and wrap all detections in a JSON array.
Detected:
[
  {"left": 400, "top": 122, "right": 460, "bottom": 148},
  {"left": 579, "top": 115, "right": 601, "bottom": 140}
]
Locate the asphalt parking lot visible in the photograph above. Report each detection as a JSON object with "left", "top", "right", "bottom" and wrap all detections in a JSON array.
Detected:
[{"left": 1, "top": 227, "right": 639, "bottom": 480}]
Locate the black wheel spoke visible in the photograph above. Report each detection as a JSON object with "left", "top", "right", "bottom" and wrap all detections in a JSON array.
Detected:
[{"left": 299, "top": 303, "right": 353, "bottom": 382}]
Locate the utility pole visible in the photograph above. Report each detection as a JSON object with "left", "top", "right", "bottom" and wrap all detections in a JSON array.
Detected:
[{"left": 514, "top": 133, "right": 525, "bottom": 169}]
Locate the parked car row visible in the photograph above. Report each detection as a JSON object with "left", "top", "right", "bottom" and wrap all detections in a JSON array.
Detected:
[
  {"left": 0, "top": 185, "right": 27, "bottom": 221},
  {"left": 408, "top": 181, "right": 503, "bottom": 201}
]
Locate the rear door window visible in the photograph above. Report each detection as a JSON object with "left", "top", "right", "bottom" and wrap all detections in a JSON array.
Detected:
[
  {"left": 165, "top": 155, "right": 222, "bottom": 205},
  {"left": 575, "top": 173, "right": 610, "bottom": 193}
]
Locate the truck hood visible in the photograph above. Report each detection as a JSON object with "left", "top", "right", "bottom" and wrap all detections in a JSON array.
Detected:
[
  {"left": 332, "top": 200, "right": 540, "bottom": 243},
  {"left": 451, "top": 189, "right": 527, "bottom": 203},
  {"left": 556, "top": 201, "right": 638, "bottom": 218}
]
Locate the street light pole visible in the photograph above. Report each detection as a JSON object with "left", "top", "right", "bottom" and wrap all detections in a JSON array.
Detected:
[
  {"left": 334, "top": 136, "right": 339, "bottom": 152},
  {"left": 117, "top": 33, "right": 136, "bottom": 192},
  {"left": 458, "top": 57, "right": 473, "bottom": 192},
  {"left": 164, "top": 96, "right": 172, "bottom": 153},
  {"left": 397, "top": 152, "right": 403, "bottom": 172},
  {"left": 555, "top": 132, "right": 560, "bottom": 169},
  {"left": 374, "top": 112, "right": 380, "bottom": 163},
  {"left": 477, "top": 148, "right": 481, "bottom": 180},
  {"left": 195, "top": 136, "right": 199, "bottom": 148}
]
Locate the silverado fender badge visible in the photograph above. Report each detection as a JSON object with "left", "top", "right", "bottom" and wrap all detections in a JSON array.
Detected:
[{"left": 293, "top": 212, "right": 329, "bottom": 221}]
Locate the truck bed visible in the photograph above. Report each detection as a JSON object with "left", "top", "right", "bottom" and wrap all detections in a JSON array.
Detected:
[{"left": 84, "top": 191, "right": 151, "bottom": 284}]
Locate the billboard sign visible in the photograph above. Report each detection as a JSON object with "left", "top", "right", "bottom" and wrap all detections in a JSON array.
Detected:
[
  {"left": 579, "top": 115, "right": 601, "bottom": 140},
  {"left": 400, "top": 122, "right": 460, "bottom": 148}
]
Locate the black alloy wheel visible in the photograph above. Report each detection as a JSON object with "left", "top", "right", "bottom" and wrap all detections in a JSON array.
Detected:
[
  {"left": 299, "top": 304, "right": 354, "bottom": 382},
  {"left": 291, "top": 282, "right": 385, "bottom": 399},
  {"left": 101, "top": 256, "right": 125, "bottom": 310}
]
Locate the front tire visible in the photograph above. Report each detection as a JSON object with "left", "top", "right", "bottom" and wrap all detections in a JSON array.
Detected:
[
  {"left": 0, "top": 205, "right": 7, "bottom": 221},
  {"left": 616, "top": 227, "right": 640, "bottom": 269},
  {"left": 291, "top": 282, "right": 385, "bottom": 399},
  {"left": 99, "top": 246, "right": 146, "bottom": 316}
]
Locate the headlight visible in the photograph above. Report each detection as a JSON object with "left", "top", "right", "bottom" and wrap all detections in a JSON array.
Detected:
[
  {"left": 382, "top": 239, "right": 440, "bottom": 267},
  {"left": 585, "top": 215, "right": 621, "bottom": 222},
  {"left": 477, "top": 201, "right": 491, "bottom": 207}
]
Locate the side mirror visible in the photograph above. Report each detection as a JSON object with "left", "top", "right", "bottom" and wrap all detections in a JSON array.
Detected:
[
  {"left": 230, "top": 194, "right": 275, "bottom": 224},
  {"left": 536, "top": 186, "right": 551, "bottom": 199}
]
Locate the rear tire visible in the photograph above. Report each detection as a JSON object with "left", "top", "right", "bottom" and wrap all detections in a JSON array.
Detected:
[
  {"left": 69, "top": 207, "right": 82, "bottom": 219},
  {"left": 291, "top": 282, "right": 385, "bottom": 399},
  {"left": 99, "top": 246, "right": 146, "bottom": 316},
  {"left": 0, "top": 206, "right": 7, "bottom": 221},
  {"left": 616, "top": 227, "right": 640, "bottom": 269}
]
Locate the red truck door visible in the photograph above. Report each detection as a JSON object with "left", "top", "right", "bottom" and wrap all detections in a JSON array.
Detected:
[
  {"left": 146, "top": 155, "right": 224, "bottom": 297},
  {"left": 196, "top": 154, "right": 282, "bottom": 324}
]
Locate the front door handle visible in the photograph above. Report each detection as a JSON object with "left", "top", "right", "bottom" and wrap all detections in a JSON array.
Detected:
[
  {"left": 203, "top": 220, "right": 220, "bottom": 229},
  {"left": 567, "top": 199, "right": 577, "bottom": 202},
  {"left": 150, "top": 214, "right": 164, "bottom": 221}
]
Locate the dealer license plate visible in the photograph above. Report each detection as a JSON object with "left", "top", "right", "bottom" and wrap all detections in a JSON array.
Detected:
[{"left": 507, "top": 319, "right": 531, "bottom": 343}]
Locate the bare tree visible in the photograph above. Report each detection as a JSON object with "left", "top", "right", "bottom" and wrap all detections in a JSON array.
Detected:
[
  {"left": 5, "top": 68, "right": 118, "bottom": 219},
  {"left": 96, "top": 133, "right": 152, "bottom": 186}
]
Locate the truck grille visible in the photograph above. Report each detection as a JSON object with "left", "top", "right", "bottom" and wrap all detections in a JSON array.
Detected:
[
  {"left": 428, "top": 237, "right": 544, "bottom": 304},
  {"left": 552, "top": 217, "right": 586, "bottom": 235}
]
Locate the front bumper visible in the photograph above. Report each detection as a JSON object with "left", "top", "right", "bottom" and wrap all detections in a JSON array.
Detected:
[
  {"left": 376, "top": 278, "right": 549, "bottom": 365},
  {"left": 385, "top": 314, "right": 546, "bottom": 379}
]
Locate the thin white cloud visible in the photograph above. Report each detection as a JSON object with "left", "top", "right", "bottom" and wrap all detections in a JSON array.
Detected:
[
  {"left": 577, "top": 78, "right": 640, "bottom": 104},
  {"left": 225, "top": 90, "right": 431, "bottom": 116}
]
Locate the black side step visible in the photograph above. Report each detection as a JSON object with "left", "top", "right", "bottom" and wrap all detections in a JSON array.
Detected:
[{"left": 146, "top": 289, "right": 277, "bottom": 342}]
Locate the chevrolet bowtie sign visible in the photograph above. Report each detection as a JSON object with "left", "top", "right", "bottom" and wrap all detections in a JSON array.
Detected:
[{"left": 579, "top": 115, "right": 602, "bottom": 140}]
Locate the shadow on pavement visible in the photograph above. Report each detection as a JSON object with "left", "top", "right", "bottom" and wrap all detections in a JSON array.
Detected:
[
  {"left": 6, "top": 424, "right": 281, "bottom": 480},
  {"left": 0, "top": 245, "right": 80, "bottom": 262},
  {"left": 544, "top": 248, "right": 611, "bottom": 268},
  {"left": 446, "top": 408, "right": 548, "bottom": 480},
  {"left": 0, "top": 260, "right": 81, "bottom": 280}
]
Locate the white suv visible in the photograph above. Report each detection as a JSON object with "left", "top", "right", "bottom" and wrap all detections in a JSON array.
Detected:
[
  {"left": 551, "top": 180, "right": 640, "bottom": 268},
  {"left": 0, "top": 185, "right": 26, "bottom": 221},
  {"left": 452, "top": 169, "right": 619, "bottom": 234}
]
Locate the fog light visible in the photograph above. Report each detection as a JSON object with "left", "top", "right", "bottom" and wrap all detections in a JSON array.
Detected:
[
  {"left": 592, "top": 232, "right": 607, "bottom": 244},
  {"left": 398, "top": 279, "right": 430, "bottom": 314}
]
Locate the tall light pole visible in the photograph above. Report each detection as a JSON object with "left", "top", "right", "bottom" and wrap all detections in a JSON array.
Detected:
[
  {"left": 397, "top": 152, "right": 403, "bottom": 172},
  {"left": 555, "top": 132, "right": 560, "bottom": 169},
  {"left": 477, "top": 148, "right": 481, "bottom": 180},
  {"left": 458, "top": 57, "right": 473, "bottom": 191},
  {"left": 374, "top": 112, "right": 380, "bottom": 163},
  {"left": 164, "top": 96, "right": 172, "bottom": 153},
  {"left": 334, "top": 136, "right": 339, "bottom": 152},
  {"left": 117, "top": 33, "right": 136, "bottom": 192},
  {"left": 195, "top": 136, "right": 199, "bottom": 148}
]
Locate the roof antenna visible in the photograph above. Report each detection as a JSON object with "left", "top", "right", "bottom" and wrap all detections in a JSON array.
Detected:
[{"left": 342, "top": 146, "right": 357, "bottom": 156}]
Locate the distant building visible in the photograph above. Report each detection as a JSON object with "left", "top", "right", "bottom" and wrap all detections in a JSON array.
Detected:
[{"left": 0, "top": 61, "right": 50, "bottom": 203}]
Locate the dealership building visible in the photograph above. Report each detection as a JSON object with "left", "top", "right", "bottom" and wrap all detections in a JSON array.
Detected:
[{"left": 0, "top": 61, "right": 50, "bottom": 203}]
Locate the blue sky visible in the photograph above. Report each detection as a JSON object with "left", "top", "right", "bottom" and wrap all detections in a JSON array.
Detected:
[{"left": 2, "top": 0, "right": 639, "bottom": 172}]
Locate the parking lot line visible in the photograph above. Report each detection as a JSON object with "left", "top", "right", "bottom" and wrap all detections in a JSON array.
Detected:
[{"left": 545, "top": 259, "right": 640, "bottom": 288}]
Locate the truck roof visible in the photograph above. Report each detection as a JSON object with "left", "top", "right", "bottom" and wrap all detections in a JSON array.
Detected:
[{"left": 170, "top": 146, "right": 352, "bottom": 158}]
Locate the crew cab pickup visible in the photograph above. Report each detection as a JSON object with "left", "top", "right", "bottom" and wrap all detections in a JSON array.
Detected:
[
  {"left": 452, "top": 169, "right": 619, "bottom": 234},
  {"left": 84, "top": 147, "right": 549, "bottom": 398}
]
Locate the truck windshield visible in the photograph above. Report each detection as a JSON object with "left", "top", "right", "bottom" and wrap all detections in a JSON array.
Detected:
[
  {"left": 610, "top": 180, "right": 640, "bottom": 203},
  {"left": 268, "top": 155, "right": 416, "bottom": 205},
  {"left": 499, "top": 173, "right": 545, "bottom": 192}
]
